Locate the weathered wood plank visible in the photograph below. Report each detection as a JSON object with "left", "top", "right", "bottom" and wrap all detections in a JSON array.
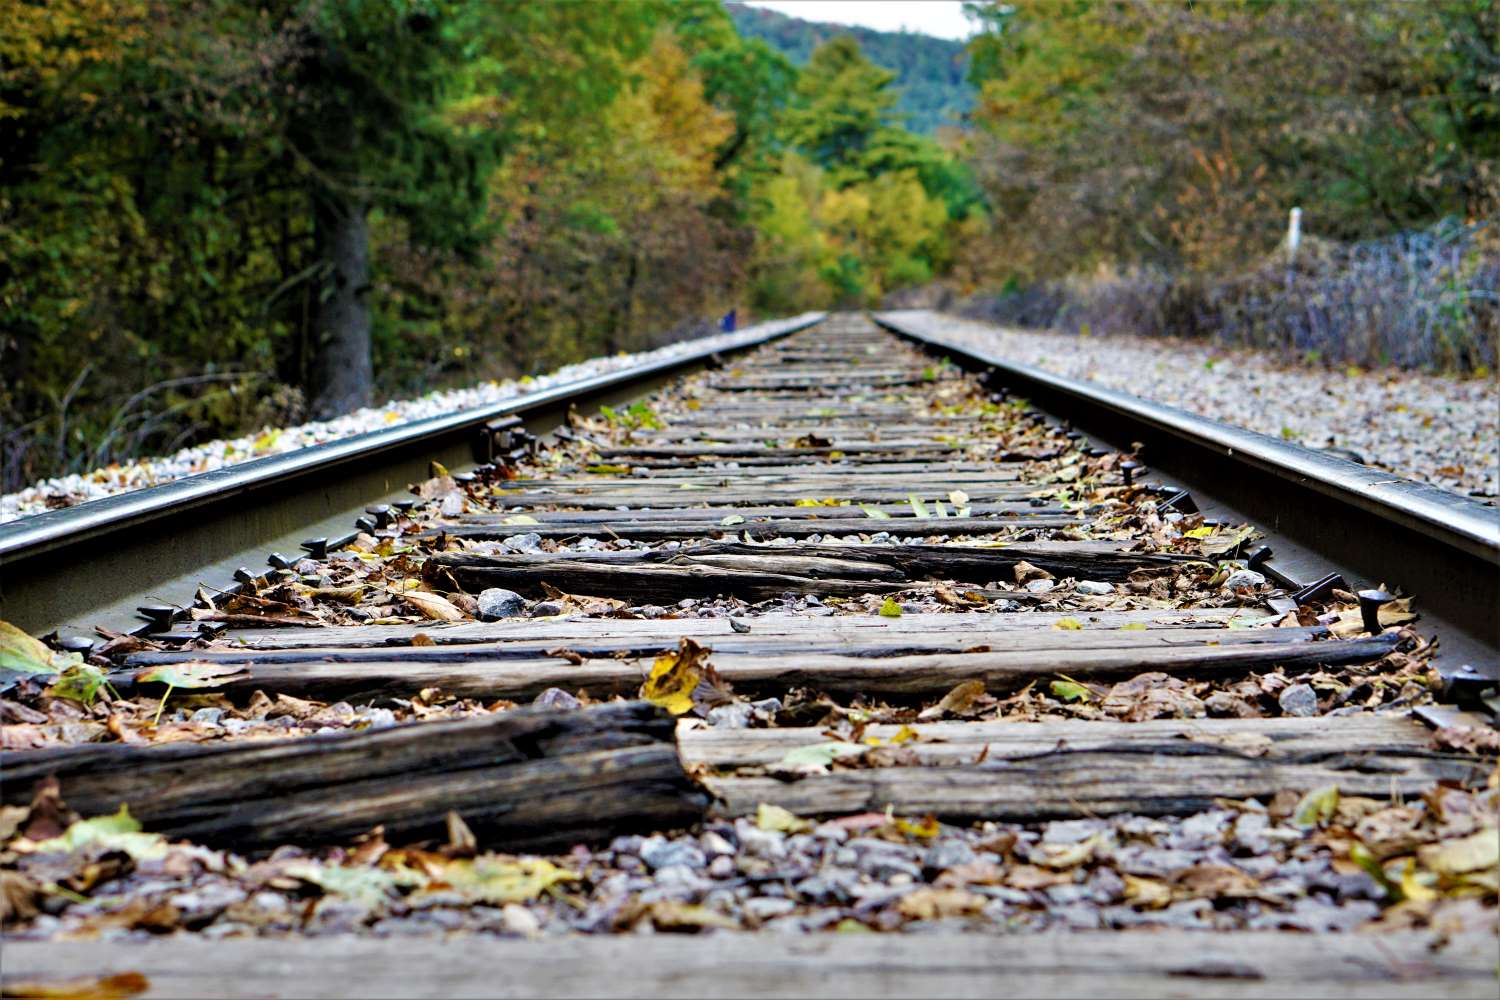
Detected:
[
  {"left": 700, "top": 714, "right": 1489, "bottom": 821},
  {"left": 432, "top": 515, "right": 1081, "bottom": 542},
  {"left": 680, "top": 713, "right": 1437, "bottom": 767},
  {"left": 0, "top": 702, "right": 706, "bottom": 852},
  {"left": 111, "top": 632, "right": 1398, "bottom": 703},
  {"left": 422, "top": 541, "right": 1196, "bottom": 597},
  {"left": 2, "top": 931, "right": 1492, "bottom": 999},
  {"left": 125, "top": 625, "right": 1326, "bottom": 669},
  {"left": 192, "top": 608, "right": 1256, "bottom": 650}
]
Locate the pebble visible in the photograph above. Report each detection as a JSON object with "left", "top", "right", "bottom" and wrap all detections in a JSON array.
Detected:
[
  {"left": 745, "top": 897, "right": 797, "bottom": 921},
  {"left": 922, "top": 313, "right": 1498, "bottom": 498},
  {"left": 1, "top": 325, "right": 784, "bottom": 524},
  {"left": 640, "top": 841, "right": 706, "bottom": 873},
  {"left": 1025, "top": 579, "right": 1056, "bottom": 594},
  {"left": 477, "top": 588, "right": 526, "bottom": 620},
  {"left": 1074, "top": 580, "right": 1113, "bottom": 595},
  {"left": 1222, "top": 569, "right": 1267, "bottom": 590},
  {"left": 501, "top": 533, "right": 542, "bottom": 554},
  {"left": 532, "top": 688, "right": 582, "bottom": 711},
  {"left": 1278, "top": 683, "right": 1320, "bottom": 717},
  {"left": 528, "top": 601, "right": 564, "bottom": 618}
]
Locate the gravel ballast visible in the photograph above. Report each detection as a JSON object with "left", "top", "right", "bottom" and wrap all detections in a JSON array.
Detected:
[
  {"left": 0, "top": 327, "right": 768, "bottom": 525},
  {"left": 4, "top": 313, "right": 1494, "bottom": 524},
  {"left": 909, "top": 314, "right": 1498, "bottom": 499}
]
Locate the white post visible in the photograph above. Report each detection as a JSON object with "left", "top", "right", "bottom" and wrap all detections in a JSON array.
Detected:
[{"left": 1286, "top": 207, "right": 1302, "bottom": 263}]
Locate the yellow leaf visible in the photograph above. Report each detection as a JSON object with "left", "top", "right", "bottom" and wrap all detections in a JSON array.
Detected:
[
  {"left": 1053, "top": 617, "right": 1083, "bottom": 630},
  {"left": 756, "top": 803, "right": 812, "bottom": 833},
  {"left": 639, "top": 638, "right": 709, "bottom": 715},
  {"left": 878, "top": 597, "right": 903, "bottom": 618},
  {"left": 1119, "top": 622, "right": 1148, "bottom": 631},
  {"left": 1183, "top": 526, "right": 1215, "bottom": 539},
  {"left": 895, "top": 814, "right": 940, "bottom": 839}
]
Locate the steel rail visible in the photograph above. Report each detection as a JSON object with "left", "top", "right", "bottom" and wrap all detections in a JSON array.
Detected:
[
  {"left": 875, "top": 309, "right": 1500, "bottom": 678},
  {"left": 0, "top": 312, "right": 825, "bottom": 633}
]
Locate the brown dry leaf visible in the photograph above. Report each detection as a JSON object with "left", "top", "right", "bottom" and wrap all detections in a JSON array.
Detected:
[
  {"left": 1101, "top": 672, "right": 1205, "bottom": 721},
  {"left": 1004, "top": 864, "right": 1071, "bottom": 889},
  {"left": 412, "top": 473, "right": 459, "bottom": 501},
  {"left": 640, "top": 638, "right": 710, "bottom": 716},
  {"left": 1172, "top": 862, "right": 1259, "bottom": 898},
  {"left": 410, "top": 633, "right": 436, "bottom": 648},
  {"left": 934, "top": 860, "right": 1007, "bottom": 887},
  {"left": 897, "top": 886, "right": 985, "bottom": 920},
  {"left": 545, "top": 647, "right": 585, "bottom": 665},
  {"left": 919, "top": 679, "right": 987, "bottom": 721},
  {"left": 1012, "top": 560, "right": 1053, "bottom": 585},
  {"left": 0, "top": 869, "right": 42, "bottom": 923},
  {"left": 1418, "top": 827, "right": 1499, "bottom": 877},
  {"left": 1032, "top": 834, "right": 1102, "bottom": 869},
  {"left": 402, "top": 591, "right": 466, "bottom": 622},
  {"left": 640, "top": 900, "right": 741, "bottom": 932},
  {"left": 0, "top": 972, "right": 150, "bottom": 999},
  {"left": 1431, "top": 726, "right": 1500, "bottom": 755},
  {"left": 1122, "top": 874, "right": 1172, "bottom": 909}
]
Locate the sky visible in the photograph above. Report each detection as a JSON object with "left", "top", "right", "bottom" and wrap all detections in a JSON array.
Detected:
[{"left": 741, "top": 1, "right": 978, "bottom": 41}]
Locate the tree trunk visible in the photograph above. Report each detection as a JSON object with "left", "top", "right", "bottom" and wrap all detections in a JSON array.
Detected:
[{"left": 309, "top": 194, "right": 373, "bottom": 419}]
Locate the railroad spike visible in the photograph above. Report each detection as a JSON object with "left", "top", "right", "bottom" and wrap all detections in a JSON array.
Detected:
[
  {"left": 1357, "top": 588, "right": 1398, "bottom": 634},
  {"left": 300, "top": 537, "right": 329, "bottom": 559},
  {"left": 1290, "top": 572, "right": 1348, "bottom": 606}
]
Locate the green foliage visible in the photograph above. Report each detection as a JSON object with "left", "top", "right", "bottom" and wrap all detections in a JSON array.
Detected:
[
  {"left": 726, "top": 2, "right": 974, "bottom": 134},
  {"left": 1, "top": 1, "right": 969, "bottom": 492}
]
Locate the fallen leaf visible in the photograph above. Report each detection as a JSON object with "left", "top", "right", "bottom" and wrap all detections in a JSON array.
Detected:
[
  {"left": 1418, "top": 827, "right": 1498, "bottom": 877},
  {"left": 1049, "top": 678, "right": 1092, "bottom": 702},
  {"left": 0, "top": 973, "right": 150, "bottom": 999},
  {"left": 1053, "top": 617, "right": 1083, "bottom": 631},
  {"left": 131, "top": 662, "right": 248, "bottom": 690},
  {"left": 897, "top": 886, "right": 985, "bottom": 920},
  {"left": 919, "top": 679, "right": 987, "bottom": 720},
  {"left": 860, "top": 505, "right": 891, "bottom": 520},
  {"left": 0, "top": 621, "right": 82, "bottom": 677},
  {"left": 908, "top": 496, "right": 931, "bottom": 519},
  {"left": 640, "top": 638, "right": 710, "bottom": 715},
  {"left": 45, "top": 663, "right": 110, "bottom": 706},
  {"left": 1292, "top": 784, "right": 1340, "bottom": 828},
  {"left": 755, "top": 803, "right": 813, "bottom": 833},
  {"left": 878, "top": 597, "right": 903, "bottom": 618},
  {"left": 894, "top": 814, "right": 940, "bottom": 839},
  {"left": 403, "top": 591, "right": 467, "bottom": 622},
  {"left": 1012, "top": 561, "right": 1052, "bottom": 585},
  {"left": 23, "top": 805, "right": 166, "bottom": 862},
  {"left": 418, "top": 856, "right": 577, "bottom": 904},
  {"left": 777, "top": 741, "right": 866, "bottom": 769},
  {"left": 719, "top": 514, "right": 746, "bottom": 526},
  {"left": 1123, "top": 874, "right": 1173, "bottom": 909}
]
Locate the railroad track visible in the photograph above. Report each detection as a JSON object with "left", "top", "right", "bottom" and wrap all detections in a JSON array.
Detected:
[{"left": 2, "top": 312, "right": 1495, "bottom": 998}]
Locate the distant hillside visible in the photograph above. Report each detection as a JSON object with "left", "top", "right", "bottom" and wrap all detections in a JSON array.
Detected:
[{"left": 726, "top": 3, "right": 973, "bottom": 134}]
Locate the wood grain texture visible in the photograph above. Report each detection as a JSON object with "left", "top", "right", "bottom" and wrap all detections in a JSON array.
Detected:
[
  {"left": 2, "top": 931, "right": 1492, "bottom": 999},
  {"left": 0, "top": 701, "right": 706, "bottom": 851}
]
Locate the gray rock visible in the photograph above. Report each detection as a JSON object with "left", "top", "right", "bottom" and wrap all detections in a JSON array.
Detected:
[
  {"left": 532, "top": 687, "right": 582, "bottom": 711},
  {"left": 706, "top": 702, "right": 754, "bottom": 728},
  {"left": 1025, "top": 578, "right": 1056, "bottom": 594},
  {"left": 923, "top": 840, "right": 976, "bottom": 871},
  {"left": 1223, "top": 569, "right": 1267, "bottom": 590},
  {"left": 707, "top": 856, "right": 735, "bottom": 879},
  {"left": 641, "top": 840, "right": 706, "bottom": 872},
  {"left": 700, "top": 832, "right": 736, "bottom": 857},
  {"left": 1075, "top": 580, "right": 1114, "bottom": 595},
  {"left": 528, "top": 600, "right": 564, "bottom": 618},
  {"left": 1278, "top": 683, "right": 1319, "bottom": 717},
  {"left": 477, "top": 587, "right": 526, "bottom": 620},
  {"left": 501, "top": 532, "right": 542, "bottom": 553},
  {"left": 189, "top": 707, "right": 224, "bottom": 726},
  {"left": 745, "top": 897, "right": 797, "bottom": 921}
]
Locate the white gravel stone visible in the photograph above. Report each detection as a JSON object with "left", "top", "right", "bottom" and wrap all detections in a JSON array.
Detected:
[
  {"left": 1222, "top": 569, "right": 1267, "bottom": 590},
  {"left": 0, "top": 325, "right": 783, "bottom": 524},
  {"left": 1075, "top": 580, "right": 1114, "bottom": 595},
  {"left": 897, "top": 313, "right": 1498, "bottom": 498}
]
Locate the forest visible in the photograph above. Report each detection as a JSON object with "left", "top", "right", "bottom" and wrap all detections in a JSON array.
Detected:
[
  {"left": 1, "top": 0, "right": 1495, "bottom": 494},
  {"left": 725, "top": 2, "right": 974, "bottom": 134}
]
